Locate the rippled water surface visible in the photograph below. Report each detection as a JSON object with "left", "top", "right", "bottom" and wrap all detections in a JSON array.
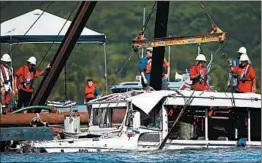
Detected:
[{"left": 1, "top": 147, "right": 261, "bottom": 162}]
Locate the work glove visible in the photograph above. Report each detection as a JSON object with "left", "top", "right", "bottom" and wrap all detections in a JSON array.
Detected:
[{"left": 227, "top": 59, "right": 232, "bottom": 67}]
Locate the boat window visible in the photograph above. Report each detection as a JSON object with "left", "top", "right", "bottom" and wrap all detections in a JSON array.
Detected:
[
  {"left": 141, "top": 108, "right": 162, "bottom": 130},
  {"left": 92, "top": 107, "right": 127, "bottom": 128},
  {"left": 92, "top": 108, "right": 112, "bottom": 128},
  {"left": 126, "top": 105, "right": 162, "bottom": 130}
]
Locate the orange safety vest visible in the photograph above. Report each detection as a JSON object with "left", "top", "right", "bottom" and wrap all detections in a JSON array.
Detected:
[
  {"left": 232, "top": 64, "right": 256, "bottom": 93},
  {"left": 145, "top": 58, "right": 169, "bottom": 75},
  {"left": 15, "top": 65, "right": 41, "bottom": 92},
  {"left": 189, "top": 64, "right": 209, "bottom": 91},
  {"left": 144, "top": 59, "right": 152, "bottom": 74},
  {"left": 85, "top": 83, "right": 97, "bottom": 99}
]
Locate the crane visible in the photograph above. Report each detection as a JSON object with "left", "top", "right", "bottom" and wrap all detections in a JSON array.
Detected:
[
  {"left": 132, "top": 24, "right": 226, "bottom": 49},
  {"left": 132, "top": 2, "right": 226, "bottom": 50},
  {"left": 30, "top": 1, "right": 97, "bottom": 110}
]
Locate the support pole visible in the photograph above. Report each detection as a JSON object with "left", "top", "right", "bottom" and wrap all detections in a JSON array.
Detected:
[
  {"left": 205, "top": 108, "right": 208, "bottom": 141},
  {"left": 247, "top": 109, "right": 251, "bottom": 142},
  {"left": 150, "top": 1, "right": 169, "bottom": 90},
  {"left": 168, "top": 35, "right": 171, "bottom": 81},
  {"left": 64, "top": 63, "right": 68, "bottom": 100},
  {"left": 141, "top": 7, "right": 145, "bottom": 58},
  {"left": 103, "top": 42, "right": 108, "bottom": 95},
  {"left": 30, "top": 1, "right": 97, "bottom": 108}
]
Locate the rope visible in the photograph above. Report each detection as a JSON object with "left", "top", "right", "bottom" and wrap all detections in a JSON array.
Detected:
[
  {"left": 9, "top": 1, "right": 53, "bottom": 53},
  {"left": 109, "top": 48, "right": 143, "bottom": 86},
  {"left": 221, "top": 50, "right": 236, "bottom": 107},
  {"left": 109, "top": 52, "right": 136, "bottom": 86},
  {"left": 36, "top": 1, "right": 80, "bottom": 69}
]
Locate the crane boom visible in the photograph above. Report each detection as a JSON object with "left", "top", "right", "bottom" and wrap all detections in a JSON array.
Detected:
[
  {"left": 132, "top": 24, "right": 226, "bottom": 49},
  {"left": 30, "top": 1, "right": 97, "bottom": 109}
]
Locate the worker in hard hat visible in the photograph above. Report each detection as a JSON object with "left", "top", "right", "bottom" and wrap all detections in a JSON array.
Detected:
[
  {"left": 189, "top": 54, "right": 210, "bottom": 91},
  {"left": 0, "top": 54, "right": 15, "bottom": 114},
  {"left": 139, "top": 47, "right": 153, "bottom": 90},
  {"left": 84, "top": 78, "right": 99, "bottom": 120},
  {"left": 14, "top": 56, "right": 51, "bottom": 113},
  {"left": 229, "top": 54, "right": 256, "bottom": 93},
  {"left": 228, "top": 46, "right": 251, "bottom": 92}
]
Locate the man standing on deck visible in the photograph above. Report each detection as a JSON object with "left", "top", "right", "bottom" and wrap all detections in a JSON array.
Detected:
[
  {"left": 139, "top": 47, "right": 171, "bottom": 90},
  {"left": 139, "top": 47, "right": 153, "bottom": 90},
  {"left": 84, "top": 78, "right": 99, "bottom": 120},
  {"left": 189, "top": 54, "right": 210, "bottom": 91},
  {"left": 228, "top": 46, "right": 251, "bottom": 92},
  {"left": 14, "top": 56, "right": 51, "bottom": 113},
  {"left": 0, "top": 54, "right": 15, "bottom": 114},
  {"left": 228, "top": 54, "right": 256, "bottom": 93}
]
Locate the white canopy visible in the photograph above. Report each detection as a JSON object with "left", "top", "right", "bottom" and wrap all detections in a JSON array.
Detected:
[{"left": 0, "top": 9, "right": 106, "bottom": 44}]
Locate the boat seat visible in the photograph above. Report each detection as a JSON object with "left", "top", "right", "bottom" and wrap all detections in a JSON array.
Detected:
[
  {"left": 217, "top": 136, "right": 228, "bottom": 141},
  {"left": 197, "top": 136, "right": 205, "bottom": 140}
]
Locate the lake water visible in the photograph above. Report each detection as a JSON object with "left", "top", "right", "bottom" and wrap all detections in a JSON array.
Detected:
[{"left": 1, "top": 147, "right": 261, "bottom": 162}]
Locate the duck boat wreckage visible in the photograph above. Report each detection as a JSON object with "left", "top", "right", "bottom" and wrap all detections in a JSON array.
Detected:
[
  {"left": 18, "top": 89, "right": 260, "bottom": 153},
  {"left": 1, "top": 1, "right": 261, "bottom": 153}
]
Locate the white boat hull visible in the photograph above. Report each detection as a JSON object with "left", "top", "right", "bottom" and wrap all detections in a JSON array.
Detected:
[{"left": 30, "top": 138, "right": 261, "bottom": 153}]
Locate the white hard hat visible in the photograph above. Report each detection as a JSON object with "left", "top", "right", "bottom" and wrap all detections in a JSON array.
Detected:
[
  {"left": 195, "top": 54, "right": 207, "bottom": 61},
  {"left": 240, "top": 54, "right": 250, "bottom": 62},
  {"left": 146, "top": 47, "right": 153, "bottom": 52},
  {"left": 27, "top": 56, "right": 37, "bottom": 65},
  {"left": 1, "top": 53, "right": 12, "bottom": 62},
  {"left": 237, "top": 46, "right": 247, "bottom": 54}
]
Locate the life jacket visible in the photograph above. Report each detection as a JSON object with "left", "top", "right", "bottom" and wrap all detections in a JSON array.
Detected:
[
  {"left": 233, "top": 64, "right": 256, "bottom": 93},
  {"left": 144, "top": 58, "right": 152, "bottom": 74},
  {"left": 16, "top": 65, "right": 36, "bottom": 92},
  {"left": 0, "top": 64, "right": 12, "bottom": 85},
  {"left": 85, "top": 83, "right": 97, "bottom": 99},
  {"left": 162, "top": 58, "right": 169, "bottom": 76},
  {"left": 190, "top": 64, "right": 209, "bottom": 91},
  {"left": 145, "top": 58, "right": 169, "bottom": 75}
]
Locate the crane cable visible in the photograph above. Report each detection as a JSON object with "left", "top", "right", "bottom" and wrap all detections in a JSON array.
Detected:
[
  {"left": 140, "top": 2, "right": 157, "bottom": 35},
  {"left": 198, "top": 1, "right": 216, "bottom": 26},
  {"left": 110, "top": 2, "right": 157, "bottom": 86},
  {"left": 9, "top": 1, "right": 53, "bottom": 54},
  {"left": 36, "top": 1, "right": 80, "bottom": 69}
]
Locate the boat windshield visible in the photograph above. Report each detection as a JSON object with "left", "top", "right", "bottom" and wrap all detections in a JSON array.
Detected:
[
  {"left": 92, "top": 107, "right": 126, "bottom": 128},
  {"left": 125, "top": 107, "right": 162, "bottom": 130}
]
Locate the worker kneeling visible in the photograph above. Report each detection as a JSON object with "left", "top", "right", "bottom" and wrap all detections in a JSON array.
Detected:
[
  {"left": 229, "top": 54, "right": 256, "bottom": 93},
  {"left": 189, "top": 54, "right": 210, "bottom": 91},
  {"left": 0, "top": 54, "right": 15, "bottom": 114}
]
